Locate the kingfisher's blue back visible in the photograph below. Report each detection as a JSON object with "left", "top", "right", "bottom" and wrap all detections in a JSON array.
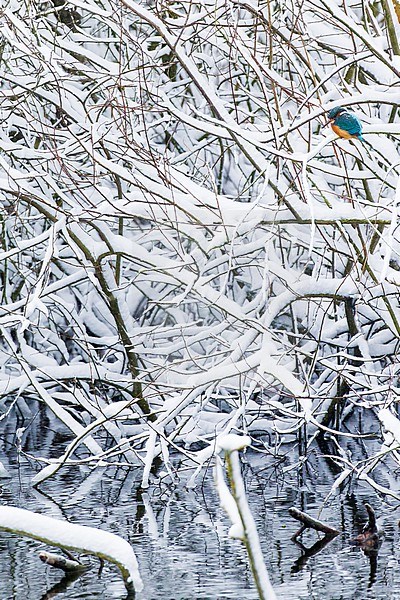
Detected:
[{"left": 327, "top": 107, "right": 364, "bottom": 142}]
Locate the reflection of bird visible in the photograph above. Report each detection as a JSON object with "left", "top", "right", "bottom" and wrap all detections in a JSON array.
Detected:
[{"left": 326, "top": 106, "right": 364, "bottom": 142}]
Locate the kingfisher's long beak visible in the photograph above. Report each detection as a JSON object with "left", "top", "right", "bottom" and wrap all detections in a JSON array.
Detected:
[{"left": 322, "top": 119, "right": 333, "bottom": 129}]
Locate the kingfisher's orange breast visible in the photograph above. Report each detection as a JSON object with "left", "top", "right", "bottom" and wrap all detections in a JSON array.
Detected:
[{"left": 331, "top": 124, "right": 354, "bottom": 139}]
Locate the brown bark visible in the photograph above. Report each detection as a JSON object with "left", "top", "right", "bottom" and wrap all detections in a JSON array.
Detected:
[
  {"left": 289, "top": 507, "right": 341, "bottom": 539},
  {"left": 39, "top": 551, "right": 87, "bottom": 572}
]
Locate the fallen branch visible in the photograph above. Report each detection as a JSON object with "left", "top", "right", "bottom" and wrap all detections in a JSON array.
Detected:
[
  {"left": 0, "top": 506, "right": 143, "bottom": 593},
  {"left": 39, "top": 550, "right": 88, "bottom": 572},
  {"left": 289, "top": 507, "right": 340, "bottom": 539}
]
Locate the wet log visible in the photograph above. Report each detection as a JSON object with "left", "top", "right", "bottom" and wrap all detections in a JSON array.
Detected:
[
  {"left": 39, "top": 551, "right": 87, "bottom": 572},
  {"left": 289, "top": 507, "right": 340, "bottom": 539}
]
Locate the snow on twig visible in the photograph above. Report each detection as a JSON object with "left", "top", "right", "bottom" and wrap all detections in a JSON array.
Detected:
[{"left": 0, "top": 506, "right": 143, "bottom": 592}]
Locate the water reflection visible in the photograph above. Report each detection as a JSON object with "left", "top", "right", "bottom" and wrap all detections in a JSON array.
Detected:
[
  {"left": 291, "top": 534, "right": 337, "bottom": 574},
  {"left": 0, "top": 418, "right": 399, "bottom": 599},
  {"left": 40, "top": 570, "right": 85, "bottom": 600}
]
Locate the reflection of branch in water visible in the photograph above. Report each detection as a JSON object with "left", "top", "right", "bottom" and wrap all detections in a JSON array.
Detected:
[
  {"left": 365, "top": 549, "right": 378, "bottom": 589},
  {"left": 40, "top": 568, "right": 136, "bottom": 600},
  {"left": 291, "top": 534, "right": 337, "bottom": 573},
  {"left": 40, "top": 570, "right": 86, "bottom": 600},
  {"left": 350, "top": 537, "right": 380, "bottom": 589}
]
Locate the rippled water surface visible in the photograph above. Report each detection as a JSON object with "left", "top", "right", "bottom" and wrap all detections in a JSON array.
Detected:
[{"left": 1, "top": 416, "right": 400, "bottom": 599}]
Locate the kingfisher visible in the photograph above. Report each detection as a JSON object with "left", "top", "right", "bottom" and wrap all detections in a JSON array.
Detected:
[{"left": 326, "top": 106, "right": 364, "bottom": 142}]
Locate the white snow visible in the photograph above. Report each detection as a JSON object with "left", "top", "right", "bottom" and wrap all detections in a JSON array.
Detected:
[
  {"left": 0, "top": 506, "right": 143, "bottom": 591},
  {"left": 216, "top": 434, "right": 251, "bottom": 452}
]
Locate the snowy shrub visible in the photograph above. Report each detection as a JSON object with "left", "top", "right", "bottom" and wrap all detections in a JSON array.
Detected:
[{"left": 0, "top": 0, "right": 400, "bottom": 493}]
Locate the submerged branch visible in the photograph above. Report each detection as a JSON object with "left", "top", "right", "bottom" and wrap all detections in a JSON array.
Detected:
[{"left": 289, "top": 507, "right": 341, "bottom": 538}]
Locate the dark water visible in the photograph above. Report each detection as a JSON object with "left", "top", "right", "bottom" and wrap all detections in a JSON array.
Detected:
[{"left": 1, "top": 417, "right": 400, "bottom": 599}]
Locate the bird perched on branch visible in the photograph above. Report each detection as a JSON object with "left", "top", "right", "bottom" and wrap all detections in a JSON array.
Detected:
[{"left": 325, "top": 106, "right": 364, "bottom": 142}]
